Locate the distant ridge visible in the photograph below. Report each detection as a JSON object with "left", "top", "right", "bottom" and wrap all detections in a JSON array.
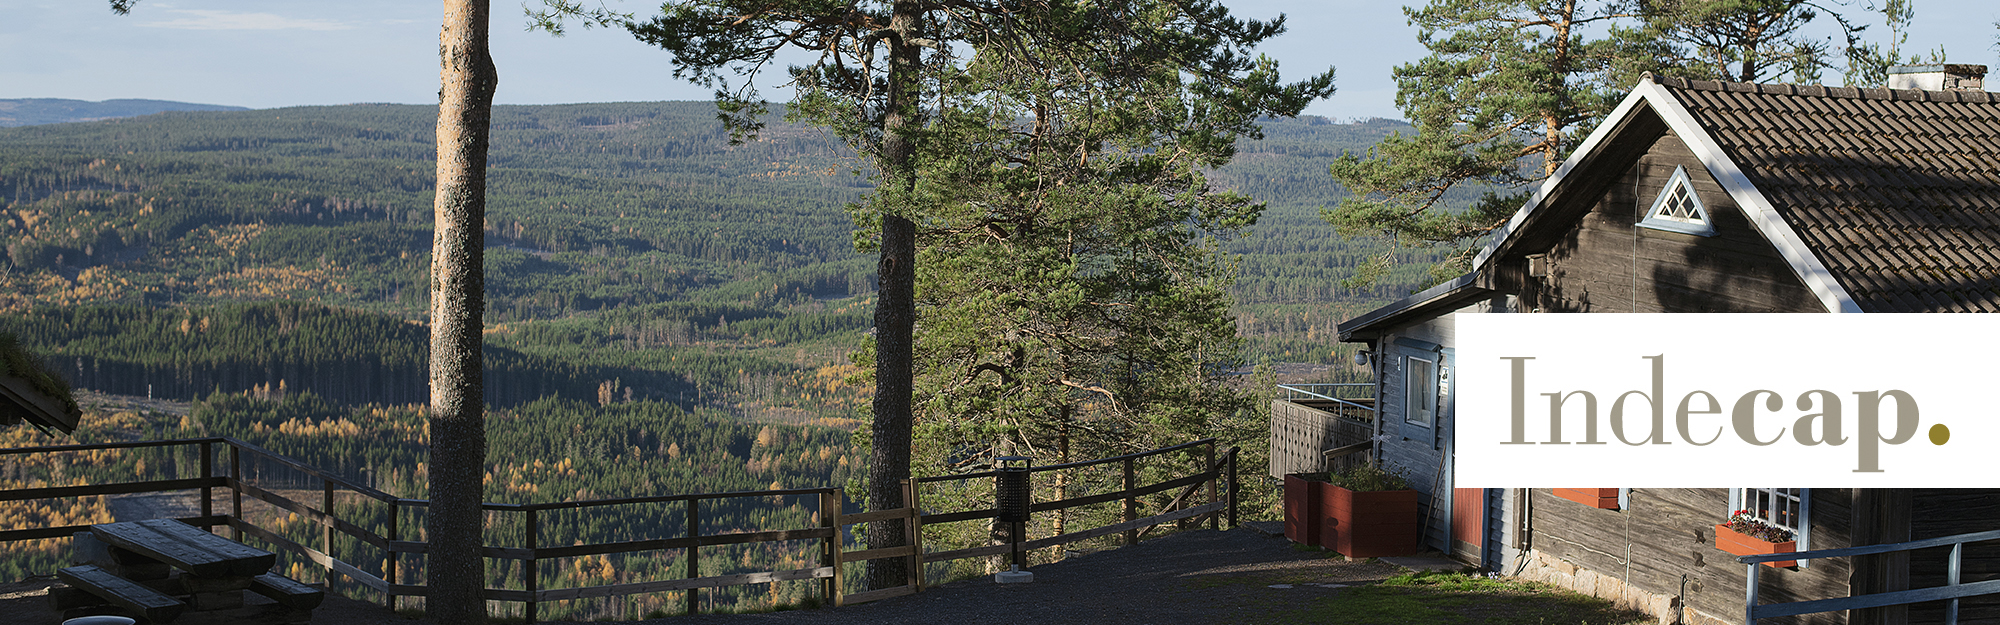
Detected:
[{"left": 0, "top": 98, "right": 249, "bottom": 127}]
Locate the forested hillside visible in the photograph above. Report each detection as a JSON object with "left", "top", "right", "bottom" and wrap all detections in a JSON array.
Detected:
[
  {"left": 0, "top": 103, "right": 1464, "bottom": 610},
  {"left": 0, "top": 99, "right": 249, "bottom": 128},
  {"left": 0, "top": 102, "right": 1444, "bottom": 370}
]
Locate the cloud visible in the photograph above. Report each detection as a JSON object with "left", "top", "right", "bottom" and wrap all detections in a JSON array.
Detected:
[{"left": 141, "top": 9, "right": 353, "bottom": 31}]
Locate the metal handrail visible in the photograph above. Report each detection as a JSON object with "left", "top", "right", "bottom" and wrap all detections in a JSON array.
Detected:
[
  {"left": 1275, "top": 383, "right": 1374, "bottom": 413},
  {"left": 1743, "top": 528, "right": 2000, "bottom": 624}
]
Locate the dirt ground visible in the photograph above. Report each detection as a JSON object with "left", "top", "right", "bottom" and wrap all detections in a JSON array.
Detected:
[{"left": 1, "top": 526, "right": 1406, "bottom": 625}]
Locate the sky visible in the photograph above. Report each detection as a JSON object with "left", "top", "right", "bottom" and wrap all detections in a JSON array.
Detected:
[{"left": 3, "top": 1, "right": 1999, "bottom": 121}]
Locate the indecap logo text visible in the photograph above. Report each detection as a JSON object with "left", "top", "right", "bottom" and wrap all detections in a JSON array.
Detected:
[
  {"left": 1500, "top": 355, "right": 1945, "bottom": 473},
  {"left": 1456, "top": 314, "right": 1990, "bottom": 488}
]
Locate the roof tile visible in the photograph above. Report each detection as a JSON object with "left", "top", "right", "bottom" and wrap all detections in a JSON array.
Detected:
[{"left": 1658, "top": 78, "right": 2000, "bottom": 312}]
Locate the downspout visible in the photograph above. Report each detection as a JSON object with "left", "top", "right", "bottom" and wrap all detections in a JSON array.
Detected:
[{"left": 1369, "top": 339, "right": 1383, "bottom": 466}]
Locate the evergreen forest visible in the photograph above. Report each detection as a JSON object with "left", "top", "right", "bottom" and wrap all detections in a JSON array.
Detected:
[{"left": 0, "top": 102, "right": 1463, "bottom": 614}]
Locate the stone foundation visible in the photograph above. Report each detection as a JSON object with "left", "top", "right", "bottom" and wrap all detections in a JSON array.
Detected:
[{"left": 1511, "top": 549, "right": 1731, "bottom": 625}]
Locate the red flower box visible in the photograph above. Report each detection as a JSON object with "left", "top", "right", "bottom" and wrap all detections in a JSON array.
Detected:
[
  {"left": 1554, "top": 488, "right": 1621, "bottom": 510},
  {"left": 1319, "top": 485, "right": 1420, "bottom": 558},
  {"left": 1283, "top": 474, "right": 1323, "bottom": 546},
  {"left": 1715, "top": 523, "right": 1796, "bottom": 568}
]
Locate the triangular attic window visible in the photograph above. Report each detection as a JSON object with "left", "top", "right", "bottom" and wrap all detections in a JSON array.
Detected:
[{"left": 1639, "top": 166, "right": 1716, "bottom": 236}]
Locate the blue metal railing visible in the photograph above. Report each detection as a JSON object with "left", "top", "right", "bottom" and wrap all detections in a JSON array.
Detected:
[{"left": 1742, "top": 527, "right": 2000, "bottom": 624}]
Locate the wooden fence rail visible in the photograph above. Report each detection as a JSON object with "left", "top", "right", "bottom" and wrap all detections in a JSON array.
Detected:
[{"left": 0, "top": 436, "right": 1237, "bottom": 622}]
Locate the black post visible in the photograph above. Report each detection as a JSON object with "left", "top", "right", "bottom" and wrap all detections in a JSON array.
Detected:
[
  {"left": 1227, "top": 446, "right": 1240, "bottom": 528},
  {"left": 686, "top": 499, "right": 701, "bottom": 614},
  {"left": 229, "top": 445, "right": 242, "bottom": 541},
  {"left": 524, "top": 508, "right": 538, "bottom": 623},
  {"left": 1011, "top": 520, "right": 1025, "bottom": 569},
  {"left": 386, "top": 500, "right": 399, "bottom": 611},
  {"left": 200, "top": 441, "right": 213, "bottom": 531},
  {"left": 1204, "top": 442, "right": 1217, "bottom": 531}
]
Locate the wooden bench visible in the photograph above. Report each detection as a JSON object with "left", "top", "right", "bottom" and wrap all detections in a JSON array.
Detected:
[
  {"left": 250, "top": 572, "right": 324, "bottom": 609},
  {"left": 53, "top": 519, "right": 317, "bottom": 624},
  {"left": 56, "top": 563, "right": 185, "bottom": 623}
]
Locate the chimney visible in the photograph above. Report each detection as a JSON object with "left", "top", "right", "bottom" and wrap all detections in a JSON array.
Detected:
[{"left": 1887, "top": 64, "right": 1987, "bottom": 91}]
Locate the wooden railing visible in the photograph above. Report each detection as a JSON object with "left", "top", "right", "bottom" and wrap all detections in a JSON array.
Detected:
[{"left": 0, "top": 436, "right": 1237, "bottom": 622}]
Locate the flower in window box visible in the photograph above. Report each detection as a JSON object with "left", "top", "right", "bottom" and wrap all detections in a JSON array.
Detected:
[{"left": 1715, "top": 509, "right": 1796, "bottom": 568}]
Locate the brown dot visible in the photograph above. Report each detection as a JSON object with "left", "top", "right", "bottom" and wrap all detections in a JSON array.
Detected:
[{"left": 1929, "top": 424, "right": 1950, "bottom": 446}]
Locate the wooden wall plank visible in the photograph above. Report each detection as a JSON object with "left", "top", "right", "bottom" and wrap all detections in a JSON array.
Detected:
[
  {"left": 1908, "top": 489, "right": 2000, "bottom": 622},
  {"left": 1531, "top": 488, "right": 1852, "bottom": 625},
  {"left": 1514, "top": 131, "right": 1822, "bottom": 315}
]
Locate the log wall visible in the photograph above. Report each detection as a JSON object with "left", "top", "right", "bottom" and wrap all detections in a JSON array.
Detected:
[
  {"left": 1529, "top": 487, "right": 1854, "bottom": 625},
  {"left": 1519, "top": 132, "right": 1823, "bottom": 314}
]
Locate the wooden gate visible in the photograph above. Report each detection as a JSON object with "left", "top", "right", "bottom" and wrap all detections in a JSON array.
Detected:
[{"left": 824, "top": 479, "right": 922, "bottom": 606}]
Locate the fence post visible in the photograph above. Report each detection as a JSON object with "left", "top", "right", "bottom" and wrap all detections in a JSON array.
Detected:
[
  {"left": 229, "top": 445, "right": 242, "bottom": 542},
  {"left": 1204, "top": 442, "right": 1217, "bottom": 531},
  {"left": 1950, "top": 541, "right": 1963, "bottom": 624},
  {"left": 1227, "top": 446, "right": 1239, "bottom": 529},
  {"left": 1122, "top": 457, "right": 1137, "bottom": 546},
  {"left": 1744, "top": 562, "right": 1760, "bottom": 625},
  {"left": 686, "top": 498, "right": 701, "bottom": 615},
  {"left": 821, "top": 490, "right": 843, "bottom": 607},
  {"left": 200, "top": 441, "right": 213, "bottom": 532},
  {"left": 386, "top": 500, "right": 398, "bottom": 611},
  {"left": 525, "top": 508, "right": 538, "bottom": 624},
  {"left": 903, "top": 479, "right": 923, "bottom": 591},
  {"left": 323, "top": 480, "right": 335, "bottom": 588}
]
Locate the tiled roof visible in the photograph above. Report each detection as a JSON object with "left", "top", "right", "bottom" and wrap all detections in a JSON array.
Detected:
[{"left": 1653, "top": 76, "right": 2000, "bottom": 312}]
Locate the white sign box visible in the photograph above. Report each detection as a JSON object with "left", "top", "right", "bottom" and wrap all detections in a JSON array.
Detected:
[{"left": 1455, "top": 314, "right": 1991, "bottom": 488}]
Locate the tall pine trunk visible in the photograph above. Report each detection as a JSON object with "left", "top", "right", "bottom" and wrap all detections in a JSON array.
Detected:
[
  {"left": 428, "top": 0, "right": 496, "bottom": 621},
  {"left": 866, "top": 0, "right": 921, "bottom": 592}
]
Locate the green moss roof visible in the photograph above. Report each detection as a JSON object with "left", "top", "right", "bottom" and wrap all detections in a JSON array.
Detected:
[{"left": 0, "top": 332, "right": 82, "bottom": 431}]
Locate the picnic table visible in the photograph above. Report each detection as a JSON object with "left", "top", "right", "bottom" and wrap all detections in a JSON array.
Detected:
[{"left": 52, "top": 519, "right": 322, "bottom": 624}]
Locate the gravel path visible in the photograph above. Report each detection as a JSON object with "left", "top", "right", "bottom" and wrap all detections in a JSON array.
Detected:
[{"left": 0, "top": 526, "right": 1413, "bottom": 625}]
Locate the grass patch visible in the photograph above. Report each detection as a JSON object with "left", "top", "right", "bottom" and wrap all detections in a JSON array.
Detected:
[{"left": 1257, "top": 571, "right": 1652, "bottom": 625}]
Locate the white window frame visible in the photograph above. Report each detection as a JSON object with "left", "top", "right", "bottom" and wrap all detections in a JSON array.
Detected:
[
  {"left": 1405, "top": 355, "right": 1437, "bottom": 428},
  {"left": 1639, "top": 166, "right": 1717, "bottom": 237},
  {"left": 1731, "top": 487, "right": 1812, "bottom": 567}
]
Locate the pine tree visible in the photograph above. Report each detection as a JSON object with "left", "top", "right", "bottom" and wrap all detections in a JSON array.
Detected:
[
  {"left": 531, "top": 0, "right": 1329, "bottom": 589},
  {"left": 1325, "top": 0, "right": 1876, "bottom": 283},
  {"left": 1325, "top": 0, "right": 1649, "bottom": 282},
  {"left": 427, "top": 0, "right": 499, "bottom": 621},
  {"left": 1635, "top": 0, "right": 1867, "bottom": 84}
]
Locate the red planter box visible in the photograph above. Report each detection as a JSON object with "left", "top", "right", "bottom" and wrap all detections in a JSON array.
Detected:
[
  {"left": 1715, "top": 523, "right": 1796, "bottom": 568},
  {"left": 1554, "top": 488, "right": 1621, "bottom": 510},
  {"left": 1319, "top": 485, "right": 1420, "bottom": 558},
  {"left": 1283, "top": 474, "right": 1323, "bottom": 546}
]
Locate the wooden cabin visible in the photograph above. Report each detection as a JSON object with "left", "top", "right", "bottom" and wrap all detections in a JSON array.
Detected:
[{"left": 1331, "top": 67, "right": 2000, "bottom": 625}]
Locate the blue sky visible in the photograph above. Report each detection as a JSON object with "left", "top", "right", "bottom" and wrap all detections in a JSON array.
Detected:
[{"left": 3, "top": 1, "right": 1997, "bottom": 121}]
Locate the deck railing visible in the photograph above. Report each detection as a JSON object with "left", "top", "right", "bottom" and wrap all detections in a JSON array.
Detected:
[
  {"left": 1741, "top": 528, "right": 2000, "bottom": 624},
  {"left": 1275, "top": 382, "right": 1372, "bottom": 404},
  {"left": 0, "top": 436, "right": 1235, "bottom": 622}
]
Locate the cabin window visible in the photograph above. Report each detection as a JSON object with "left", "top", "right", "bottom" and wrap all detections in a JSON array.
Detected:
[
  {"left": 1638, "top": 166, "right": 1717, "bottom": 237},
  {"left": 1405, "top": 356, "right": 1437, "bottom": 428},
  {"left": 1731, "top": 488, "right": 1811, "bottom": 563}
]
